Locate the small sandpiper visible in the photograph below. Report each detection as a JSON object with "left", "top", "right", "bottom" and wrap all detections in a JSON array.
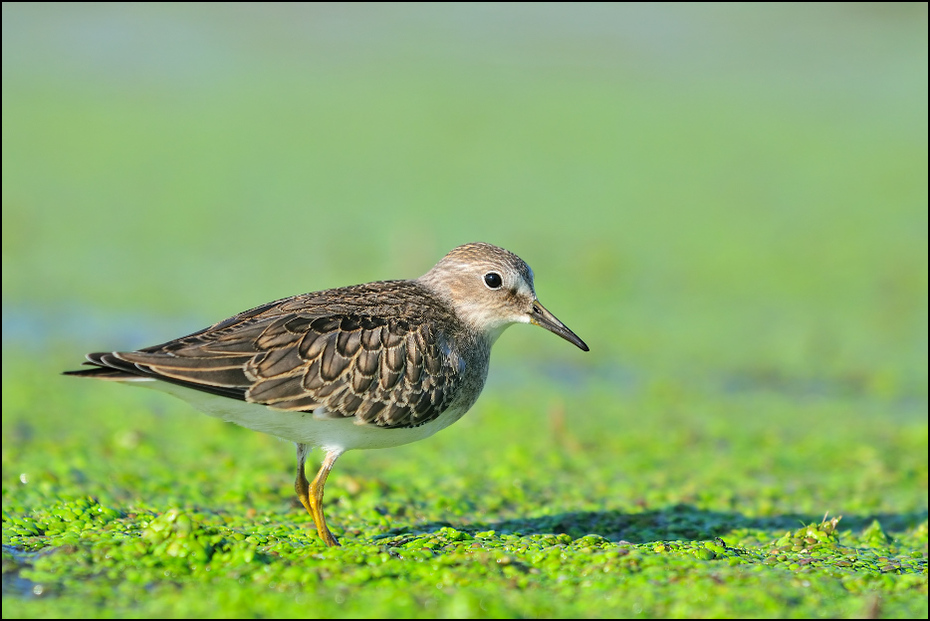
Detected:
[{"left": 65, "top": 242, "right": 588, "bottom": 546}]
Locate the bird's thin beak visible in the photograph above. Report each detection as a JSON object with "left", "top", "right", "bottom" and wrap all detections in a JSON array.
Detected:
[{"left": 529, "top": 300, "right": 589, "bottom": 351}]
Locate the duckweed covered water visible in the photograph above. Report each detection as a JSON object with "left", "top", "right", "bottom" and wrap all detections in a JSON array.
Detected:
[{"left": 3, "top": 364, "right": 927, "bottom": 617}]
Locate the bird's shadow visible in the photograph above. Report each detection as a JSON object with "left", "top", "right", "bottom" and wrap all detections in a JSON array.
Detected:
[{"left": 377, "top": 504, "right": 928, "bottom": 544}]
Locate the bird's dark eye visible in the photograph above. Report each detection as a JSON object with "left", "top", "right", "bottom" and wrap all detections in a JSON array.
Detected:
[{"left": 483, "top": 272, "right": 503, "bottom": 289}]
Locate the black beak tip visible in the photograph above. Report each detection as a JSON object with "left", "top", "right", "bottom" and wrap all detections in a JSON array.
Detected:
[{"left": 530, "top": 300, "right": 588, "bottom": 352}]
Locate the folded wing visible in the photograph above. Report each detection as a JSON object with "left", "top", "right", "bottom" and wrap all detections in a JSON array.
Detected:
[{"left": 65, "top": 284, "right": 463, "bottom": 429}]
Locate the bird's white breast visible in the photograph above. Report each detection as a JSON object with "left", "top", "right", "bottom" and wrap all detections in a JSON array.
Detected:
[{"left": 125, "top": 378, "right": 472, "bottom": 452}]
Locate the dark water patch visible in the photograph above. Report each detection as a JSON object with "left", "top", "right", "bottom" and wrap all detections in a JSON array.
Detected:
[
  {"left": 1, "top": 546, "right": 47, "bottom": 598},
  {"left": 718, "top": 369, "right": 928, "bottom": 412},
  {"left": 2, "top": 303, "right": 210, "bottom": 351}
]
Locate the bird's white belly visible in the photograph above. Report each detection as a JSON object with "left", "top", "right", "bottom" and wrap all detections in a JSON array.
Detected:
[{"left": 126, "top": 378, "right": 466, "bottom": 452}]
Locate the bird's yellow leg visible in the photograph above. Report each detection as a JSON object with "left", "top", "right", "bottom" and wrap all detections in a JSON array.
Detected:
[
  {"left": 294, "top": 443, "right": 314, "bottom": 516},
  {"left": 295, "top": 444, "right": 342, "bottom": 547},
  {"left": 309, "top": 450, "right": 341, "bottom": 547}
]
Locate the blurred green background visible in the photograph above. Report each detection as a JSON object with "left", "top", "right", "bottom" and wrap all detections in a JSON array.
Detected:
[
  {"left": 2, "top": 3, "right": 927, "bottom": 384},
  {"left": 2, "top": 3, "right": 927, "bottom": 617},
  {"left": 3, "top": 4, "right": 927, "bottom": 382}
]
